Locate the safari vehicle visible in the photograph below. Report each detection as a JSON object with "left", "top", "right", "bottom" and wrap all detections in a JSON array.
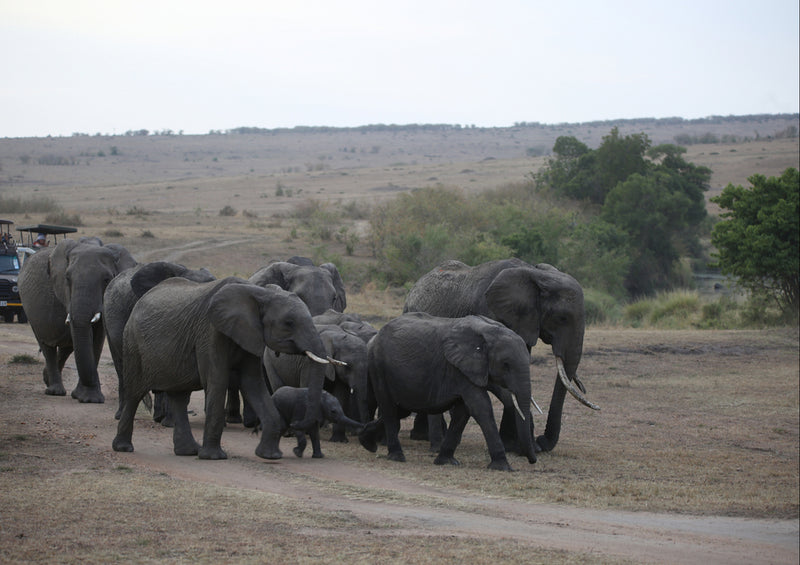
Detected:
[
  {"left": 0, "top": 220, "right": 25, "bottom": 323},
  {"left": 0, "top": 222, "right": 78, "bottom": 323}
]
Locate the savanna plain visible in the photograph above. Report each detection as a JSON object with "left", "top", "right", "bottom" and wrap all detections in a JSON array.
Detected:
[{"left": 0, "top": 118, "right": 798, "bottom": 564}]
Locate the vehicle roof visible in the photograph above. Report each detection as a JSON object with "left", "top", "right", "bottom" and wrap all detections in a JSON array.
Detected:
[
  {"left": 0, "top": 219, "right": 13, "bottom": 226},
  {"left": 16, "top": 224, "right": 78, "bottom": 235}
]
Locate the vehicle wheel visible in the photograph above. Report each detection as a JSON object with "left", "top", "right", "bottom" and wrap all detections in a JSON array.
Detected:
[
  {"left": 17, "top": 310, "right": 27, "bottom": 324},
  {"left": 3, "top": 313, "right": 14, "bottom": 323}
]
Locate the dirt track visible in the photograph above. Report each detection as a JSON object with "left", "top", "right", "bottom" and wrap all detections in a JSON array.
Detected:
[{"left": 1, "top": 321, "right": 797, "bottom": 564}]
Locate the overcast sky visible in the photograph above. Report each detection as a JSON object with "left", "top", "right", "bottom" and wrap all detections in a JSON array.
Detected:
[{"left": 1, "top": 0, "right": 798, "bottom": 138}]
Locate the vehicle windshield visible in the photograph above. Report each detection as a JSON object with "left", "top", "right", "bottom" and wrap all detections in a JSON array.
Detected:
[{"left": 0, "top": 254, "right": 20, "bottom": 274}]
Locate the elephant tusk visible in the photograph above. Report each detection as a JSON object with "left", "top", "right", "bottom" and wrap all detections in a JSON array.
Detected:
[
  {"left": 65, "top": 313, "right": 70, "bottom": 325},
  {"left": 511, "top": 393, "right": 525, "bottom": 420},
  {"left": 327, "top": 356, "right": 348, "bottom": 367},
  {"left": 91, "top": 312, "right": 101, "bottom": 324},
  {"left": 305, "top": 351, "right": 330, "bottom": 364},
  {"left": 556, "top": 357, "right": 600, "bottom": 411},
  {"left": 531, "top": 396, "right": 543, "bottom": 415}
]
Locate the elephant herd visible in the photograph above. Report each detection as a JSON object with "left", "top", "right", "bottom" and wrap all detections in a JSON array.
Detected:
[{"left": 17, "top": 238, "right": 599, "bottom": 471}]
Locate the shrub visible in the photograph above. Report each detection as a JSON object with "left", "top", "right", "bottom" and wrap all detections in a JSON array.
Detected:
[
  {"left": 219, "top": 205, "right": 237, "bottom": 217},
  {"left": 583, "top": 289, "right": 622, "bottom": 325},
  {"left": 45, "top": 211, "right": 83, "bottom": 226}
]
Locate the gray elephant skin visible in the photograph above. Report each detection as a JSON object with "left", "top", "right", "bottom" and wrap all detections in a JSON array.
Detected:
[
  {"left": 112, "top": 277, "right": 330, "bottom": 461},
  {"left": 103, "top": 261, "right": 216, "bottom": 420},
  {"left": 249, "top": 260, "right": 347, "bottom": 315},
  {"left": 272, "top": 386, "right": 363, "bottom": 458},
  {"left": 359, "top": 312, "right": 538, "bottom": 471},
  {"left": 403, "top": 258, "right": 599, "bottom": 453},
  {"left": 264, "top": 322, "right": 369, "bottom": 442},
  {"left": 18, "top": 238, "right": 137, "bottom": 403}
]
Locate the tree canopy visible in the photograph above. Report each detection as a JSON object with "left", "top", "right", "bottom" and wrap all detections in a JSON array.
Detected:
[{"left": 711, "top": 168, "right": 799, "bottom": 319}]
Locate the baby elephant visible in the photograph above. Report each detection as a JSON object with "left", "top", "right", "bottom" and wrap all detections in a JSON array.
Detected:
[{"left": 272, "top": 387, "right": 363, "bottom": 458}]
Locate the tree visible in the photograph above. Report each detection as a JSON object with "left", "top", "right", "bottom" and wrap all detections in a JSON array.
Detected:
[{"left": 711, "top": 168, "right": 799, "bottom": 319}]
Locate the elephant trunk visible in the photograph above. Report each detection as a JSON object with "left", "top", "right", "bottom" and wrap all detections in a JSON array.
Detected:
[
  {"left": 291, "top": 353, "right": 329, "bottom": 432},
  {"left": 538, "top": 356, "right": 599, "bottom": 452},
  {"left": 69, "top": 320, "right": 105, "bottom": 402},
  {"left": 510, "top": 388, "right": 537, "bottom": 464}
]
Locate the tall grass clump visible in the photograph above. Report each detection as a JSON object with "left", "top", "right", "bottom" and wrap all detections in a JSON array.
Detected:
[
  {"left": 45, "top": 211, "right": 83, "bottom": 226},
  {"left": 0, "top": 195, "right": 62, "bottom": 214}
]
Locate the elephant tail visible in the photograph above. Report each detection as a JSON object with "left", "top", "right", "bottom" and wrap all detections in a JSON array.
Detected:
[{"left": 357, "top": 418, "right": 382, "bottom": 453}]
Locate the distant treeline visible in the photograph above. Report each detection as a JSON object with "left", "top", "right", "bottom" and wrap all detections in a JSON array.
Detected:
[{"left": 110, "top": 113, "right": 798, "bottom": 138}]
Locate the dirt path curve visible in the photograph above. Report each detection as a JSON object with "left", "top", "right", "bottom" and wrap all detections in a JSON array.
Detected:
[{"left": 1, "top": 324, "right": 797, "bottom": 564}]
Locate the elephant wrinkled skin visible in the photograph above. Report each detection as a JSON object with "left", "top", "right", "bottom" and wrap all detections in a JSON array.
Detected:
[
  {"left": 404, "top": 258, "right": 598, "bottom": 453},
  {"left": 18, "top": 238, "right": 137, "bottom": 403},
  {"left": 112, "top": 277, "right": 330, "bottom": 461},
  {"left": 360, "top": 312, "right": 538, "bottom": 471}
]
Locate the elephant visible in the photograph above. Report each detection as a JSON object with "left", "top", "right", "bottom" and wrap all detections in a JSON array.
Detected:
[
  {"left": 225, "top": 259, "right": 348, "bottom": 423},
  {"left": 103, "top": 261, "right": 216, "bottom": 420},
  {"left": 403, "top": 258, "right": 599, "bottom": 453},
  {"left": 264, "top": 323, "right": 369, "bottom": 442},
  {"left": 358, "top": 312, "right": 538, "bottom": 471},
  {"left": 313, "top": 309, "right": 378, "bottom": 344},
  {"left": 112, "top": 277, "right": 331, "bottom": 461},
  {"left": 18, "top": 238, "right": 137, "bottom": 403},
  {"left": 248, "top": 260, "right": 347, "bottom": 315},
  {"left": 272, "top": 386, "right": 363, "bottom": 458}
]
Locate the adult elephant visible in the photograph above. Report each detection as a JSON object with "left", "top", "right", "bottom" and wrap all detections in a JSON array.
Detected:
[
  {"left": 103, "top": 261, "right": 216, "bottom": 420},
  {"left": 403, "top": 258, "right": 599, "bottom": 453},
  {"left": 359, "top": 312, "right": 538, "bottom": 471},
  {"left": 112, "top": 277, "right": 330, "bottom": 460},
  {"left": 264, "top": 323, "right": 369, "bottom": 442},
  {"left": 249, "top": 260, "right": 347, "bottom": 315},
  {"left": 18, "top": 238, "right": 137, "bottom": 403}
]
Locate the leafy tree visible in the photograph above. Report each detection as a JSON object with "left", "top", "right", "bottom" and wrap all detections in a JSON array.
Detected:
[{"left": 711, "top": 168, "right": 799, "bottom": 319}]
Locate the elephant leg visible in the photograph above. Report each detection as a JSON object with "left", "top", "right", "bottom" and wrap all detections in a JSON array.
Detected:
[
  {"left": 434, "top": 403, "right": 469, "bottom": 466},
  {"left": 238, "top": 372, "right": 283, "bottom": 460},
  {"left": 537, "top": 378, "right": 568, "bottom": 452},
  {"left": 225, "top": 388, "right": 243, "bottom": 424},
  {"left": 169, "top": 391, "right": 201, "bottom": 457},
  {"left": 409, "top": 412, "right": 428, "bottom": 441},
  {"left": 309, "top": 426, "right": 324, "bottom": 458},
  {"left": 462, "top": 390, "right": 513, "bottom": 471},
  {"left": 112, "top": 390, "right": 144, "bottom": 453},
  {"left": 292, "top": 431, "right": 307, "bottom": 457},
  {"left": 241, "top": 396, "right": 259, "bottom": 429},
  {"left": 427, "top": 413, "right": 447, "bottom": 452},
  {"left": 40, "top": 343, "right": 66, "bottom": 396},
  {"left": 382, "top": 405, "right": 405, "bottom": 462},
  {"left": 152, "top": 391, "right": 174, "bottom": 427}
]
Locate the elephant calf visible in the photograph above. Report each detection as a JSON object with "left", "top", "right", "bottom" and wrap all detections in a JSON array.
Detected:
[{"left": 272, "top": 387, "right": 362, "bottom": 458}]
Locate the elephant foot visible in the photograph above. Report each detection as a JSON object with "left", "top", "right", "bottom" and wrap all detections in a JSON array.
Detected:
[
  {"left": 198, "top": 446, "right": 227, "bottom": 460},
  {"left": 45, "top": 383, "right": 66, "bottom": 396},
  {"left": 387, "top": 451, "right": 406, "bottom": 462},
  {"left": 71, "top": 383, "right": 105, "bottom": 404},
  {"left": 174, "top": 441, "right": 200, "bottom": 456},
  {"left": 160, "top": 414, "right": 175, "bottom": 428},
  {"left": 434, "top": 454, "right": 460, "bottom": 466},
  {"left": 488, "top": 459, "right": 514, "bottom": 472},
  {"left": 112, "top": 436, "right": 134, "bottom": 453},
  {"left": 328, "top": 431, "right": 349, "bottom": 443},
  {"left": 292, "top": 446, "right": 305, "bottom": 458},
  {"left": 255, "top": 444, "right": 282, "bottom": 460},
  {"left": 242, "top": 415, "right": 259, "bottom": 429},
  {"left": 311, "top": 451, "right": 324, "bottom": 459},
  {"left": 226, "top": 413, "right": 243, "bottom": 424}
]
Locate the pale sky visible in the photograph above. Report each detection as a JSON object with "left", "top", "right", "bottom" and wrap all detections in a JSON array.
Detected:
[{"left": 1, "top": 0, "right": 798, "bottom": 138}]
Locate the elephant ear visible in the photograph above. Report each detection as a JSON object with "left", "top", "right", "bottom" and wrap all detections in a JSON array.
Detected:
[
  {"left": 484, "top": 267, "right": 541, "bottom": 348},
  {"left": 442, "top": 317, "right": 490, "bottom": 387},
  {"left": 103, "top": 243, "right": 138, "bottom": 272},
  {"left": 249, "top": 262, "right": 293, "bottom": 289},
  {"left": 48, "top": 239, "right": 80, "bottom": 303},
  {"left": 208, "top": 283, "right": 267, "bottom": 357},
  {"left": 130, "top": 262, "right": 187, "bottom": 298},
  {"left": 320, "top": 263, "right": 347, "bottom": 311}
]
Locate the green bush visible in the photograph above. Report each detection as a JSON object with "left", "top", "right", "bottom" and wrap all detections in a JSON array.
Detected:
[{"left": 583, "top": 288, "right": 622, "bottom": 325}]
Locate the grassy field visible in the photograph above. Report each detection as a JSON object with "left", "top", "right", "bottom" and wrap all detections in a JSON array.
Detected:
[{"left": 0, "top": 118, "right": 797, "bottom": 563}]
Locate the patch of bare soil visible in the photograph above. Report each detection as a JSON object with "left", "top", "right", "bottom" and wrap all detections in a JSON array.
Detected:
[{"left": 0, "top": 322, "right": 797, "bottom": 564}]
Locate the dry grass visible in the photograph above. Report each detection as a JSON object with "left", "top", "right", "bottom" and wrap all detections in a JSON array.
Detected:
[{"left": 0, "top": 122, "right": 797, "bottom": 563}]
